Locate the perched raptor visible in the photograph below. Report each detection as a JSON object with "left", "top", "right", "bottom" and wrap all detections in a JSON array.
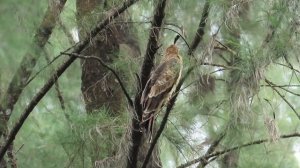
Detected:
[{"left": 140, "top": 44, "right": 183, "bottom": 139}]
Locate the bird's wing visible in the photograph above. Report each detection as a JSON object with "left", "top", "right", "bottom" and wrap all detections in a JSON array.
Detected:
[{"left": 141, "top": 58, "right": 181, "bottom": 113}]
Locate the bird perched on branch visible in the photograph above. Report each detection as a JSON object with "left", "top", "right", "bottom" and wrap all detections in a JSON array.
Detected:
[{"left": 140, "top": 37, "right": 183, "bottom": 140}]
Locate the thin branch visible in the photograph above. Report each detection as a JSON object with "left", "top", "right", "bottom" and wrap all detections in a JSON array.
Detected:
[
  {"left": 141, "top": 67, "right": 194, "bottom": 168},
  {"left": 265, "top": 79, "right": 300, "bottom": 120},
  {"left": 168, "top": 120, "right": 199, "bottom": 154},
  {"left": 200, "top": 62, "right": 236, "bottom": 69},
  {"left": 196, "top": 132, "right": 226, "bottom": 168},
  {"left": 188, "top": 0, "right": 210, "bottom": 55},
  {"left": 214, "top": 39, "right": 237, "bottom": 56},
  {"left": 128, "top": 0, "right": 167, "bottom": 167},
  {"left": 0, "top": 0, "right": 139, "bottom": 160},
  {"left": 163, "top": 133, "right": 189, "bottom": 162},
  {"left": 261, "top": 84, "right": 300, "bottom": 88},
  {"left": 164, "top": 22, "right": 184, "bottom": 30},
  {"left": 25, "top": 47, "right": 72, "bottom": 86},
  {"left": 61, "top": 52, "right": 133, "bottom": 107},
  {"left": 44, "top": 50, "right": 65, "bottom": 110},
  {"left": 0, "top": 0, "right": 68, "bottom": 120},
  {"left": 58, "top": 18, "right": 76, "bottom": 45},
  {"left": 275, "top": 62, "right": 300, "bottom": 74},
  {"left": 265, "top": 84, "right": 300, "bottom": 97},
  {"left": 162, "top": 27, "right": 191, "bottom": 52},
  {"left": 177, "top": 132, "right": 300, "bottom": 168}
]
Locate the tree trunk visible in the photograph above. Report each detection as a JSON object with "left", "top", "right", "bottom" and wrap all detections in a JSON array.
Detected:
[{"left": 76, "top": 0, "right": 142, "bottom": 165}]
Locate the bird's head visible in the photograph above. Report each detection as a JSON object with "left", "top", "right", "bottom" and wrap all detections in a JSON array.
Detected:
[
  {"left": 166, "top": 44, "right": 179, "bottom": 55},
  {"left": 164, "top": 44, "right": 182, "bottom": 62}
]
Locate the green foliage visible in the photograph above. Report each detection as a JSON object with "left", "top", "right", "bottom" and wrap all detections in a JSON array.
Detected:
[{"left": 1, "top": 0, "right": 300, "bottom": 167}]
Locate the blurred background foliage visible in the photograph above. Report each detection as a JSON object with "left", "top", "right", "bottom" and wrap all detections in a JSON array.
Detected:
[{"left": 1, "top": 0, "right": 300, "bottom": 167}]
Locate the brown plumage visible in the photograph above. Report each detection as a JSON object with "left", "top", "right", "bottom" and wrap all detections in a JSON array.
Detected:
[{"left": 140, "top": 44, "right": 183, "bottom": 140}]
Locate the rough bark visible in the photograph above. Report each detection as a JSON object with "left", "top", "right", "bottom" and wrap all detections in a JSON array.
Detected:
[
  {"left": 77, "top": 0, "right": 140, "bottom": 114},
  {"left": 76, "top": 0, "right": 142, "bottom": 166}
]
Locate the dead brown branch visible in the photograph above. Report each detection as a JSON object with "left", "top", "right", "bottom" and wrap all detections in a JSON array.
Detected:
[
  {"left": 196, "top": 132, "right": 226, "bottom": 168},
  {"left": 44, "top": 50, "right": 65, "bottom": 110}
]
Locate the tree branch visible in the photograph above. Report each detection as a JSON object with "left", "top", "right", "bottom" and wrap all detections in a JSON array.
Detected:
[
  {"left": 188, "top": 0, "right": 210, "bottom": 55},
  {"left": 265, "top": 79, "right": 300, "bottom": 120},
  {"left": 44, "top": 50, "right": 65, "bottom": 110},
  {"left": 127, "top": 0, "right": 167, "bottom": 167},
  {"left": 61, "top": 52, "right": 133, "bottom": 107},
  {"left": 196, "top": 132, "right": 226, "bottom": 168},
  {"left": 0, "top": 0, "right": 139, "bottom": 160},
  {"left": 141, "top": 67, "right": 194, "bottom": 168},
  {"left": 177, "top": 132, "right": 300, "bottom": 168},
  {"left": 264, "top": 82, "right": 300, "bottom": 97}
]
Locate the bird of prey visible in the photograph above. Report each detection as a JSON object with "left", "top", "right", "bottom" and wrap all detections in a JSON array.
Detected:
[{"left": 140, "top": 44, "right": 183, "bottom": 139}]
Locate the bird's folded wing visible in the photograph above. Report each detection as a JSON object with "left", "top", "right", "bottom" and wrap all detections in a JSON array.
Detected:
[{"left": 141, "top": 58, "right": 179, "bottom": 113}]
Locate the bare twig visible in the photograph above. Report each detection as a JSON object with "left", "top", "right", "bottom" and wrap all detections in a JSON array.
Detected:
[
  {"left": 44, "top": 50, "right": 65, "bottom": 110},
  {"left": 61, "top": 52, "right": 133, "bottom": 107},
  {"left": 188, "top": 0, "right": 210, "bottom": 55},
  {"left": 163, "top": 133, "right": 189, "bottom": 162},
  {"left": 265, "top": 79, "right": 300, "bottom": 120},
  {"left": 58, "top": 18, "right": 76, "bottom": 45},
  {"left": 266, "top": 84, "right": 300, "bottom": 97},
  {"left": 275, "top": 62, "right": 300, "bottom": 74},
  {"left": 0, "top": 0, "right": 139, "bottom": 160},
  {"left": 177, "top": 132, "right": 300, "bottom": 168},
  {"left": 25, "top": 50, "right": 71, "bottom": 86},
  {"left": 162, "top": 27, "right": 191, "bottom": 52},
  {"left": 261, "top": 84, "right": 300, "bottom": 88},
  {"left": 196, "top": 132, "right": 226, "bottom": 168},
  {"left": 200, "top": 62, "right": 236, "bottom": 69},
  {"left": 141, "top": 67, "right": 194, "bottom": 168}
]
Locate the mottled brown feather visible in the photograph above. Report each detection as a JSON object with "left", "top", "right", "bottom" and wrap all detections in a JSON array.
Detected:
[{"left": 140, "top": 45, "right": 182, "bottom": 138}]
